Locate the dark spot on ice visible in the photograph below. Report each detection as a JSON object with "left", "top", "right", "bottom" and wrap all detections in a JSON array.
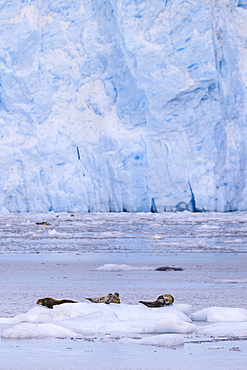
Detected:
[
  {"left": 36, "top": 222, "right": 51, "bottom": 225},
  {"left": 155, "top": 266, "right": 183, "bottom": 271}
]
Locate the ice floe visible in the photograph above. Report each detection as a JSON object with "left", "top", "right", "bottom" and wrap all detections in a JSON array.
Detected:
[
  {"left": 0, "top": 302, "right": 195, "bottom": 340},
  {"left": 191, "top": 307, "right": 247, "bottom": 322},
  {"left": 2, "top": 302, "right": 247, "bottom": 344},
  {"left": 196, "top": 322, "right": 247, "bottom": 337},
  {"left": 95, "top": 264, "right": 155, "bottom": 271}
]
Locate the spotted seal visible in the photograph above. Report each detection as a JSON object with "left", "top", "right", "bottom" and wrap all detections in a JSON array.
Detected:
[{"left": 86, "top": 292, "right": 120, "bottom": 304}]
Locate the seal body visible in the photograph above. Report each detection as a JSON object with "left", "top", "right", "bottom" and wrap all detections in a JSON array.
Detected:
[
  {"left": 86, "top": 292, "right": 120, "bottom": 304},
  {"left": 139, "top": 293, "right": 174, "bottom": 308},
  {"left": 36, "top": 297, "right": 78, "bottom": 309}
]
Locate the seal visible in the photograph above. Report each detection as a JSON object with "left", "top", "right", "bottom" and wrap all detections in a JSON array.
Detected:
[
  {"left": 36, "top": 297, "right": 78, "bottom": 309},
  {"left": 155, "top": 266, "right": 183, "bottom": 271},
  {"left": 86, "top": 292, "right": 120, "bottom": 304},
  {"left": 139, "top": 293, "right": 174, "bottom": 308}
]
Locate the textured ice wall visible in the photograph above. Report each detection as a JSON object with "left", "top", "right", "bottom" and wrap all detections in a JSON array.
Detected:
[{"left": 0, "top": 0, "right": 247, "bottom": 212}]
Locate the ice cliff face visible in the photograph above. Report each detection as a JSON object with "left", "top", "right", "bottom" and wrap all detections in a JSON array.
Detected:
[{"left": 0, "top": 0, "right": 247, "bottom": 213}]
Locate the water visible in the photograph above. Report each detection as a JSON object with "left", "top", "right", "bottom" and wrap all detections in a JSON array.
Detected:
[
  {"left": 1, "top": 212, "right": 247, "bottom": 369},
  {"left": 1, "top": 211, "right": 247, "bottom": 255}
]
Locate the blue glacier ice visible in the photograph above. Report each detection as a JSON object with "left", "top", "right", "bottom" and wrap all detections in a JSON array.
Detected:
[{"left": 0, "top": 0, "right": 247, "bottom": 213}]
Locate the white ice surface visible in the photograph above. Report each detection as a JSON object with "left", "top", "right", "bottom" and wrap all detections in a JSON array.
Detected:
[
  {"left": 196, "top": 322, "right": 247, "bottom": 337},
  {"left": 191, "top": 307, "right": 247, "bottom": 323},
  {"left": 2, "top": 300, "right": 247, "bottom": 343},
  {"left": 95, "top": 264, "right": 155, "bottom": 271},
  {"left": 1, "top": 2, "right": 247, "bottom": 213},
  {"left": 1, "top": 303, "right": 195, "bottom": 340}
]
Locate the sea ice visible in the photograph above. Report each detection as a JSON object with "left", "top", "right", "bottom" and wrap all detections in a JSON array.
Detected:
[
  {"left": 196, "top": 322, "right": 247, "bottom": 337},
  {"left": 95, "top": 264, "right": 155, "bottom": 271},
  {"left": 1, "top": 302, "right": 196, "bottom": 339},
  {"left": 191, "top": 307, "right": 247, "bottom": 322},
  {"left": 2, "top": 302, "right": 247, "bottom": 342}
]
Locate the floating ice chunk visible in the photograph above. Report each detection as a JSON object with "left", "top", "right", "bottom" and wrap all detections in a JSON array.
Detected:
[
  {"left": 150, "top": 234, "right": 163, "bottom": 240},
  {"left": 47, "top": 229, "right": 69, "bottom": 237},
  {"left": 48, "top": 229, "right": 60, "bottom": 236},
  {"left": 191, "top": 307, "right": 247, "bottom": 322},
  {"left": 98, "top": 231, "right": 125, "bottom": 238},
  {"left": 95, "top": 264, "right": 155, "bottom": 271},
  {"left": 199, "top": 224, "right": 220, "bottom": 229},
  {"left": 0, "top": 302, "right": 196, "bottom": 339},
  {"left": 2, "top": 323, "right": 76, "bottom": 339},
  {"left": 119, "top": 334, "right": 185, "bottom": 347},
  {"left": 215, "top": 279, "right": 247, "bottom": 283},
  {"left": 196, "top": 322, "right": 247, "bottom": 337}
]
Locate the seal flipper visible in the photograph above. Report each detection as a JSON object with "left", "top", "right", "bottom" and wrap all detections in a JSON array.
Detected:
[{"left": 139, "top": 300, "right": 165, "bottom": 308}]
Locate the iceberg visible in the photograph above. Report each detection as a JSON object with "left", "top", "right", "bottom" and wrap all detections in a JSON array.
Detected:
[{"left": 1, "top": 1, "right": 247, "bottom": 213}]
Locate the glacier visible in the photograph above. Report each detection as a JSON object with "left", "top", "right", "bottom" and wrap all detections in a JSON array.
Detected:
[{"left": 0, "top": 0, "right": 247, "bottom": 213}]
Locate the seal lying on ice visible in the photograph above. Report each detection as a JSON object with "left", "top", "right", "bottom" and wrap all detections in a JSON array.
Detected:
[
  {"left": 86, "top": 292, "right": 120, "bottom": 304},
  {"left": 139, "top": 293, "right": 174, "bottom": 308},
  {"left": 36, "top": 297, "right": 78, "bottom": 309}
]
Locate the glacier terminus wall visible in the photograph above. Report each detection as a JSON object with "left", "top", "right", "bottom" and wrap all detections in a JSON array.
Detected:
[{"left": 1, "top": 0, "right": 247, "bottom": 213}]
